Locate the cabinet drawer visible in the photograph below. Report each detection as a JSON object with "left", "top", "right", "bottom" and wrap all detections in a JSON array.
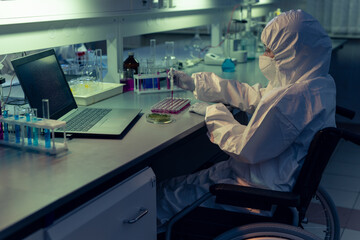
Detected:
[
  {"left": 23, "top": 229, "right": 44, "bottom": 240},
  {"left": 46, "top": 167, "right": 156, "bottom": 240}
]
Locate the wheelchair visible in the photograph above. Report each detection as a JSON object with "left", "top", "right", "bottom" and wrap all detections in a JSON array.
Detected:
[{"left": 162, "top": 107, "right": 360, "bottom": 240}]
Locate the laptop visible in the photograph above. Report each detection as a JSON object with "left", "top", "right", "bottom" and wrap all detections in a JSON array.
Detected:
[{"left": 11, "top": 49, "right": 141, "bottom": 136}]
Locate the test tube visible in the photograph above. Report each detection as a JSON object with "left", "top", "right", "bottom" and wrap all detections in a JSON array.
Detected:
[
  {"left": 32, "top": 108, "right": 39, "bottom": 146},
  {"left": 0, "top": 109, "right": 3, "bottom": 140},
  {"left": 3, "top": 108, "right": 8, "bottom": 141},
  {"left": 0, "top": 78, "right": 4, "bottom": 140},
  {"left": 42, "top": 99, "right": 51, "bottom": 149},
  {"left": 157, "top": 72, "right": 160, "bottom": 90},
  {"left": 14, "top": 106, "right": 21, "bottom": 144},
  {"left": 25, "top": 108, "right": 32, "bottom": 145}
]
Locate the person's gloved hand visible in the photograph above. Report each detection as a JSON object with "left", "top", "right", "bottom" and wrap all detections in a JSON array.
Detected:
[
  {"left": 169, "top": 69, "right": 195, "bottom": 91},
  {"left": 189, "top": 102, "right": 210, "bottom": 116}
]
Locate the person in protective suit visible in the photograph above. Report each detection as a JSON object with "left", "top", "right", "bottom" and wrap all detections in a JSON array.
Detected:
[{"left": 157, "top": 9, "right": 336, "bottom": 227}]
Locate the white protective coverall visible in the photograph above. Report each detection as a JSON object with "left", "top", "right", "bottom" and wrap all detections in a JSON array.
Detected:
[{"left": 157, "top": 9, "right": 336, "bottom": 224}]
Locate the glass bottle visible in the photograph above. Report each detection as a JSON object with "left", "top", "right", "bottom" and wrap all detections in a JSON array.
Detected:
[
  {"left": 123, "top": 52, "right": 139, "bottom": 92},
  {"left": 123, "top": 52, "right": 139, "bottom": 77}
]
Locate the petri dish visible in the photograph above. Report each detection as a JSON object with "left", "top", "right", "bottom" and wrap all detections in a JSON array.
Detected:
[{"left": 146, "top": 113, "right": 174, "bottom": 124}]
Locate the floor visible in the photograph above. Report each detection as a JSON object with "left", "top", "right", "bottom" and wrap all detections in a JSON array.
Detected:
[{"left": 320, "top": 124, "right": 360, "bottom": 239}]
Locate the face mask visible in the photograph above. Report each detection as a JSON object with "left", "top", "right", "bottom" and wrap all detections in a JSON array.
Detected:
[{"left": 259, "top": 55, "right": 279, "bottom": 87}]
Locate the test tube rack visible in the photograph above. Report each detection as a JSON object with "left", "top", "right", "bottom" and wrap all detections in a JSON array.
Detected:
[
  {"left": 133, "top": 72, "right": 182, "bottom": 94},
  {"left": 0, "top": 116, "right": 68, "bottom": 155},
  {"left": 151, "top": 97, "right": 191, "bottom": 114}
]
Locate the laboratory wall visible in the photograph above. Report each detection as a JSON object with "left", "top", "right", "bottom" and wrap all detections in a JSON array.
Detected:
[
  {"left": 330, "top": 39, "right": 360, "bottom": 126},
  {"left": 0, "top": 0, "right": 245, "bottom": 24}
]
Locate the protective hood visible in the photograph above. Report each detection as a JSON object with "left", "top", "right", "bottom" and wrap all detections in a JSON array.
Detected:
[{"left": 261, "top": 9, "right": 332, "bottom": 87}]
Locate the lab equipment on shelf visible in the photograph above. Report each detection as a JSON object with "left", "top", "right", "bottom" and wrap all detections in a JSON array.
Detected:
[
  {"left": 0, "top": 109, "right": 67, "bottom": 155},
  {"left": 150, "top": 97, "right": 191, "bottom": 114}
]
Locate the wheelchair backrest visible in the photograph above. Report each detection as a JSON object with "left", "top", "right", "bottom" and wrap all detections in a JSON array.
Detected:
[{"left": 292, "top": 127, "right": 342, "bottom": 216}]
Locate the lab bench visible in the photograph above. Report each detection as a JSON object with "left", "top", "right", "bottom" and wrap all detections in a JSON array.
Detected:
[
  {"left": 0, "top": 88, "right": 220, "bottom": 240},
  {"left": 0, "top": 38, "right": 347, "bottom": 239}
]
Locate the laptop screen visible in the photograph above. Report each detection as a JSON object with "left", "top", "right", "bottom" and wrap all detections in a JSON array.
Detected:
[{"left": 11, "top": 49, "right": 77, "bottom": 119}]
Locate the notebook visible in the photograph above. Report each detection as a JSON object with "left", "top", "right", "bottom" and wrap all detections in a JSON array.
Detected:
[{"left": 11, "top": 49, "right": 141, "bottom": 136}]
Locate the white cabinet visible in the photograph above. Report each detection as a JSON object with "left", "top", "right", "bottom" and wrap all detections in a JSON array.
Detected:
[{"left": 45, "top": 167, "right": 156, "bottom": 240}]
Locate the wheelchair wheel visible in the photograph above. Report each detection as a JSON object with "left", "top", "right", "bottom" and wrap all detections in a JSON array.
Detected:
[
  {"left": 301, "top": 185, "right": 340, "bottom": 240},
  {"left": 214, "top": 222, "right": 322, "bottom": 240}
]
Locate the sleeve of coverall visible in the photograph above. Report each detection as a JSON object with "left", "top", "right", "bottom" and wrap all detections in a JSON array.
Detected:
[
  {"left": 192, "top": 72, "right": 264, "bottom": 114},
  {"left": 205, "top": 101, "right": 301, "bottom": 165}
]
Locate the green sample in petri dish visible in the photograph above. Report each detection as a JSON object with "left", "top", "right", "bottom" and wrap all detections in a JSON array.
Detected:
[{"left": 146, "top": 113, "right": 174, "bottom": 124}]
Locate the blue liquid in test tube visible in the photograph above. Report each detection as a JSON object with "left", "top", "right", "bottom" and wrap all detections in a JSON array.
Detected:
[
  {"left": 25, "top": 109, "right": 32, "bottom": 145},
  {"left": 14, "top": 106, "right": 21, "bottom": 144},
  {"left": 44, "top": 129, "right": 50, "bottom": 148},
  {"left": 0, "top": 106, "right": 2, "bottom": 140},
  {"left": 32, "top": 108, "right": 38, "bottom": 146},
  {"left": 3, "top": 109, "right": 8, "bottom": 141},
  {"left": 42, "top": 99, "right": 51, "bottom": 149}
]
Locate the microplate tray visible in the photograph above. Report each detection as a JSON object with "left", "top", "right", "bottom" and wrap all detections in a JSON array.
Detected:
[{"left": 150, "top": 97, "right": 191, "bottom": 114}]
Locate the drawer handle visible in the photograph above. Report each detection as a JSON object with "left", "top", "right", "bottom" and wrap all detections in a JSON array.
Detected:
[{"left": 124, "top": 208, "right": 149, "bottom": 224}]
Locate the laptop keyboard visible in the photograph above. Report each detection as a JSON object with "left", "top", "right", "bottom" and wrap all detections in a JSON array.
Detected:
[{"left": 64, "top": 108, "right": 112, "bottom": 132}]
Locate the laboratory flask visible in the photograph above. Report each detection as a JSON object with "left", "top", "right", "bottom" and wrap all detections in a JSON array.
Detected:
[{"left": 80, "top": 49, "right": 103, "bottom": 83}]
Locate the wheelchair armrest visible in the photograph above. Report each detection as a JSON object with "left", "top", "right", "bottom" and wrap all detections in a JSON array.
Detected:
[
  {"left": 210, "top": 184, "right": 300, "bottom": 211},
  {"left": 336, "top": 105, "right": 355, "bottom": 119}
]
